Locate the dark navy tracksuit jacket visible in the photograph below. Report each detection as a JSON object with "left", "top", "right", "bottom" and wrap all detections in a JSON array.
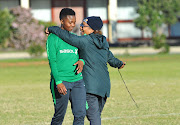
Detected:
[{"left": 48, "top": 26, "right": 123, "bottom": 98}]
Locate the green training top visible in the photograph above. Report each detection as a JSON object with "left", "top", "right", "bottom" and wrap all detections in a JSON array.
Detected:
[{"left": 46, "top": 33, "right": 83, "bottom": 85}]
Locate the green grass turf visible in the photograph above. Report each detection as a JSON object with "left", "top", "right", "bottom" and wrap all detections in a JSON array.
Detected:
[{"left": 0, "top": 54, "right": 180, "bottom": 125}]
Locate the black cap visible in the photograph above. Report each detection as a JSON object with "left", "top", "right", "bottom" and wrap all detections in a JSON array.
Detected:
[{"left": 83, "top": 16, "right": 103, "bottom": 30}]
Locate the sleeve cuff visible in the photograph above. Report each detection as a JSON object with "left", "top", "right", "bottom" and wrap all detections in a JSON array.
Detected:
[
  {"left": 56, "top": 80, "right": 62, "bottom": 85},
  {"left": 79, "top": 59, "right": 85, "bottom": 65},
  {"left": 48, "top": 27, "right": 52, "bottom": 33},
  {"left": 48, "top": 26, "right": 57, "bottom": 33},
  {"left": 118, "top": 61, "right": 123, "bottom": 68}
]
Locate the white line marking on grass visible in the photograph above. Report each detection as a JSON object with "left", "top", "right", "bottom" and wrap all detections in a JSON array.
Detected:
[
  {"left": 101, "top": 113, "right": 180, "bottom": 120},
  {"left": 36, "top": 113, "right": 180, "bottom": 124}
]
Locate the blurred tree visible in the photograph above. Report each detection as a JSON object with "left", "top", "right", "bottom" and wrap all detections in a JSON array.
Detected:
[
  {"left": 0, "top": 8, "right": 14, "bottom": 47},
  {"left": 38, "top": 20, "right": 57, "bottom": 30},
  {"left": 9, "top": 6, "right": 47, "bottom": 51},
  {"left": 27, "top": 43, "right": 45, "bottom": 57},
  {"left": 135, "top": 0, "right": 180, "bottom": 53}
]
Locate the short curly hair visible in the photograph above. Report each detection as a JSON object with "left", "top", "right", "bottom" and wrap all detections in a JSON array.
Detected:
[{"left": 59, "top": 8, "right": 75, "bottom": 20}]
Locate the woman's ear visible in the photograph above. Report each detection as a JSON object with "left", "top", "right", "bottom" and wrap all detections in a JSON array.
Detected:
[
  {"left": 60, "top": 19, "right": 64, "bottom": 25},
  {"left": 91, "top": 29, "right": 94, "bottom": 34}
]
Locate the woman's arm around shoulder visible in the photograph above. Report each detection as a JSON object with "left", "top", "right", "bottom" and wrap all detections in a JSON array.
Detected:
[{"left": 48, "top": 26, "right": 90, "bottom": 50}]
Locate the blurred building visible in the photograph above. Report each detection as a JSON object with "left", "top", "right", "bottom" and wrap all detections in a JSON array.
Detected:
[{"left": 0, "top": 0, "right": 180, "bottom": 44}]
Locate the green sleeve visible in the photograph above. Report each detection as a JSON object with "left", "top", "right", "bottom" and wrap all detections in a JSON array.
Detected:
[{"left": 46, "top": 34, "right": 62, "bottom": 85}]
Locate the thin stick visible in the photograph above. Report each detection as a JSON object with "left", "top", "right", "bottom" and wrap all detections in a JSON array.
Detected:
[{"left": 118, "top": 69, "right": 139, "bottom": 108}]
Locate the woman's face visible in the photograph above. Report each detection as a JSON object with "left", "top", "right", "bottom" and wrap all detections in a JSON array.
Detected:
[
  {"left": 80, "top": 22, "right": 94, "bottom": 35},
  {"left": 61, "top": 15, "right": 76, "bottom": 31}
]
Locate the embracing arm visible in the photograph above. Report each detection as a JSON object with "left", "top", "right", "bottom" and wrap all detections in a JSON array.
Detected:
[
  {"left": 48, "top": 26, "right": 88, "bottom": 49},
  {"left": 108, "top": 50, "right": 125, "bottom": 69}
]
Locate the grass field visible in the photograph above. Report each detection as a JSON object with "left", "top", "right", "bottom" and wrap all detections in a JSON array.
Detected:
[{"left": 0, "top": 54, "right": 180, "bottom": 125}]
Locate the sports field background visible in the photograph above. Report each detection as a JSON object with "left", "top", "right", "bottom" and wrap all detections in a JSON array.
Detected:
[{"left": 0, "top": 54, "right": 180, "bottom": 125}]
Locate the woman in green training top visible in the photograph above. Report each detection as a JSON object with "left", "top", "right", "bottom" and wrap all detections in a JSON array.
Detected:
[{"left": 46, "top": 8, "right": 86, "bottom": 125}]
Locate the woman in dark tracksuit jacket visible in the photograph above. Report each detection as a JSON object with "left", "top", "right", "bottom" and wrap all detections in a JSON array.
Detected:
[{"left": 47, "top": 16, "right": 126, "bottom": 125}]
